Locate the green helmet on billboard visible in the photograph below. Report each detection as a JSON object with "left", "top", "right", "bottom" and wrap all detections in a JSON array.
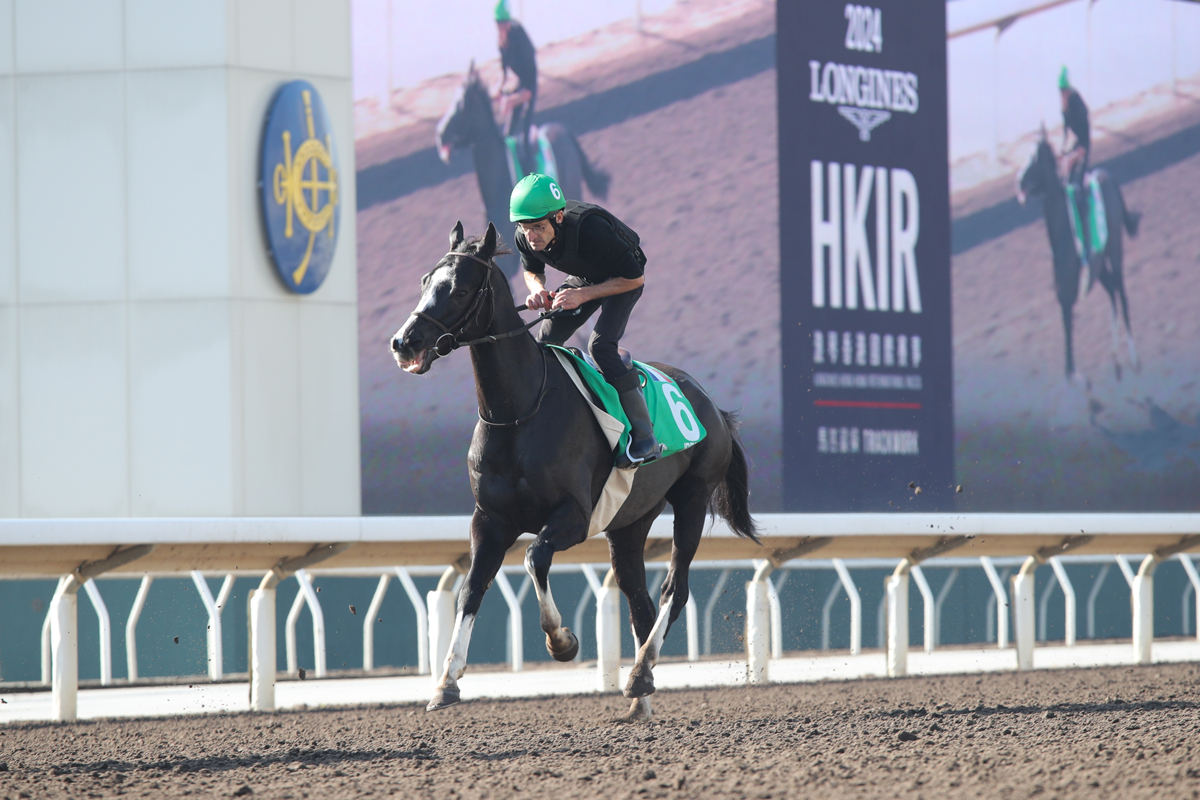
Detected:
[
  {"left": 1058, "top": 66, "right": 1070, "bottom": 90},
  {"left": 494, "top": 0, "right": 511, "bottom": 22},
  {"left": 509, "top": 174, "right": 565, "bottom": 222}
]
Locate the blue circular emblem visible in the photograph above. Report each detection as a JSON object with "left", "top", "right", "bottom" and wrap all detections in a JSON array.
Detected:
[{"left": 260, "top": 81, "right": 340, "bottom": 294}]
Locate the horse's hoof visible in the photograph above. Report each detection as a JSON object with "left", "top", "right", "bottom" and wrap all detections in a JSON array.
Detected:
[
  {"left": 615, "top": 696, "right": 653, "bottom": 723},
  {"left": 426, "top": 686, "right": 461, "bottom": 712},
  {"left": 623, "top": 664, "right": 656, "bottom": 698},
  {"left": 547, "top": 628, "right": 579, "bottom": 662}
]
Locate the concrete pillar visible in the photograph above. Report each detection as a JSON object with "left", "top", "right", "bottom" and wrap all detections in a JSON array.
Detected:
[
  {"left": 595, "top": 570, "right": 622, "bottom": 693},
  {"left": 427, "top": 566, "right": 460, "bottom": 686},
  {"left": 745, "top": 561, "right": 773, "bottom": 684},
  {"left": 1132, "top": 555, "right": 1159, "bottom": 665},
  {"left": 885, "top": 563, "right": 910, "bottom": 677},
  {"left": 1012, "top": 556, "right": 1038, "bottom": 670},
  {"left": 50, "top": 583, "right": 79, "bottom": 721},
  {"left": 248, "top": 587, "right": 276, "bottom": 712}
]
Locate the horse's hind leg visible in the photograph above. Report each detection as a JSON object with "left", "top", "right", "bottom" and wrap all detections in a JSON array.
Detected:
[
  {"left": 428, "top": 511, "right": 518, "bottom": 711},
  {"left": 525, "top": 502, "right": 590, "bottom": 662},
  {"left": 605, "top": 500, "right": 668, "bottom": 701}
]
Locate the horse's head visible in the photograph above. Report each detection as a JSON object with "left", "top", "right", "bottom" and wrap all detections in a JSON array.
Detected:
[
  {"left": 1017, "top": 130, "right": 1056, "bottom": 205},
  {"left": 391, "top": 221, "right": 500, "bottom": 375},
  {"left": 435, "top": 62, "right": 492, "bottom": 164}
]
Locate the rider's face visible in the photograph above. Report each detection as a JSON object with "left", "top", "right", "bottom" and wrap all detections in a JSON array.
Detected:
[{"left": 518, "top": 212, "right": 562, "bottom": 251}]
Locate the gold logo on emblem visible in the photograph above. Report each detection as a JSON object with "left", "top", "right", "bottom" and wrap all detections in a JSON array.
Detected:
[{"left": 272, "top": 90, "right": 338, "bottom": 286}]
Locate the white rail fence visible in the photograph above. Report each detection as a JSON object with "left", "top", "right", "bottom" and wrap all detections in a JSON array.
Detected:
[{"left": 5, "top": 513, "right": 1200, "bottom": 721}]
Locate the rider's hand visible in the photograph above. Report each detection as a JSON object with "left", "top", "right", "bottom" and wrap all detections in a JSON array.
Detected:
[
  {"left": 526, "top": 289, "right": 552, "bottom": 310},
  {"left": 551, "top": 288, "right": 584, "bottom": 311}
]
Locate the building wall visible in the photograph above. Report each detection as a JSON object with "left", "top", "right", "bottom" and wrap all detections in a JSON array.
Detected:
[{"left": 0, "top": 0, "right": 360, "bottom": 517}]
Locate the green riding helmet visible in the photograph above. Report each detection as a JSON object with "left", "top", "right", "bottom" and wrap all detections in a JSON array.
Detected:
[
  {"left": 1058, "top": 66, "right": 1070, "bottom": 91},
  {"left": 509, "top": 174, "right": 565, "bottom": 222},
  {"left": 494, "top": 0, "right": 511, "bottom": 22}
]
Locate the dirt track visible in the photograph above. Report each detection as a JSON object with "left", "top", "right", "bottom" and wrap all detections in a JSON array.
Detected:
[{"left": 4, "top": 662, "right": 1200, "bottom": 799}]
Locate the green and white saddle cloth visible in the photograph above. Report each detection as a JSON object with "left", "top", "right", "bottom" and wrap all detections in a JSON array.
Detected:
[
  {"left": 1066, "top": 173, "right": 1108, "bottom": 259},
  {"left": 505, "top": 126, "right": 558, "bottom": 186},
  {"left": 548, "top": 345, "right": 707, "bottom": 537}
]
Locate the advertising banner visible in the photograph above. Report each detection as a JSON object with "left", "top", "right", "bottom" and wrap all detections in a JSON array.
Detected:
[{"left": 776, "top": 1, "right": 953, "bottom": 511}]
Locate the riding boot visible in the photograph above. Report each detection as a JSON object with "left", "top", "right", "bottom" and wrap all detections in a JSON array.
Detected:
[{"left": 617, "top": 388, "right": 663, "bottom": 469}]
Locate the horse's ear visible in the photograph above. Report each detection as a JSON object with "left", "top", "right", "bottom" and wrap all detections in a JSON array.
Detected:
[
  {"left": 467, "top": 59, "right": 475, "bottom": 78},
  {"left": 480, "top": 222, "right": 498, "bottom": 259},
  {"left": 449, "top": 221, "right": 464, "bottom": 251},
  {"left": 1040, "top": 121, "right": 1047, "bottom": 141}
]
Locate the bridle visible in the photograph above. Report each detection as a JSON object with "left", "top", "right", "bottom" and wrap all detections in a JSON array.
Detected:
[{"left": 408, "top": 249, "right": 573, "bottom": 427}]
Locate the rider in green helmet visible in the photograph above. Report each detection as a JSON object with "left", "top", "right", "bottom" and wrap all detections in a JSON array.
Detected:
[
  {"left": 493, "top": 0, "right": 538, "bottom": 175},
  {"left": 1059, "top": 66, "right": 1094, "bottom": 281},
  {"left": 510, "top": 174, "right": 662, "bottom": 467}
]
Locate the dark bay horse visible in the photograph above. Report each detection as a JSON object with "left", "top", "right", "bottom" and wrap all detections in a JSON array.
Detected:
[
  {"left": 1017, "top": 133, "right": 1142, "bottom": 380},
  {"left": 435, "top": 64, "right": 610, "bottom": 276},
  {"left": 391, "top": 222, "right": 757, "bottom": 720}
]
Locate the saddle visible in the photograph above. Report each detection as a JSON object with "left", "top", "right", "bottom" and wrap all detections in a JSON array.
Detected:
[
  {"left": 1065, "top": 171, "right": 1108, "bottom": 261},
  {"left": 505, "top": 126, "right": 558, "bottom": 185}
]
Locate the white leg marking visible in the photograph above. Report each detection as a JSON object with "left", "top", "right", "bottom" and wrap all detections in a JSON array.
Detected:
[
  {"left": 526, "top": 551, "right": 564, "bottom": 638},
  {"left": 1110, "top": 305, "right": 1122, "bottom": 358},
  {"left": 635, "top": 592, "right": 674, "bottom": 669},
  {"left": 439, "top": 612, "right": 476, "bottom": 686}
]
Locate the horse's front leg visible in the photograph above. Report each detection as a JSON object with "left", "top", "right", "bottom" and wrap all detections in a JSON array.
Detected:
[
  {"left": 428, "top": 510, "right": 518, "bottom": 711},
  {"left": 525, "top": 501, "right": 590, "bottom": 662}
]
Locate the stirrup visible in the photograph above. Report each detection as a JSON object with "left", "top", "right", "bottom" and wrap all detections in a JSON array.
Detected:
[{"left": 616, "top": 440, "right": 665, "bottom": 470}]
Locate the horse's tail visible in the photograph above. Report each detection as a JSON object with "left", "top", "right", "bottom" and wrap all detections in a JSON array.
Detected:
[
  {"left": 571, "top": 132, "right": 611, "bottom": 200},
  {"left": 711, "top": 409, "right": 759, "bottom": 543}
]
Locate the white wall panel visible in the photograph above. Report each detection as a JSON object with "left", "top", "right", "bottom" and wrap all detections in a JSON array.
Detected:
[
  {"left": 0, "top": 1, "right": 14, "bottom": 76},
  {"left": 125, "top": 0, "right": 227, "bottom": 69},
  {"left": 239, "top": 298, "right": 301, "bottom": 514},
  {"left": 298, "top": 301, "right": 360, "bottom": 515},
  {"left": 14, "top": 0, "right": 122, "bottom": 74},
  {"left": 236, "top": 0, "right": 293, "bottom": 72},
  {"left": 127, "top": 69, "right": 230, "bottom": 300},
  {"left": 0, "top": 305, "right": 17, "bottom": 515},
  {"left": 0, "top": 77, "right": 14, "bottom": 304},
  {"left": 130, "top": 300, "right": 233, "bottom": 516},
  {"left": 17, "top": 73, "right": 125, "bottom": 303},
  {"left": 294, "top": 0, "right": 351, "bottom": 79},
  {"left": 20, "top": 303, "right": 128, "bottom": 517}
]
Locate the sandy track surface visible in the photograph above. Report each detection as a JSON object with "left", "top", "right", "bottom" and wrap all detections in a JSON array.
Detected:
[{"left": 4, "top": 662, "right": 1200, "bottom": 798}]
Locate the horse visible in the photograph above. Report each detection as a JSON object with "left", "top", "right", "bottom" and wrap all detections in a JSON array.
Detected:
[
  {"left": 1017, "top": 132, "right": 1142, "bottom": 380},
  {"left": 435, "top": 63, "right": 610, "bottom": 276},
  {"left": 390, "top": 221, "right": 758, "bottom": 720}
]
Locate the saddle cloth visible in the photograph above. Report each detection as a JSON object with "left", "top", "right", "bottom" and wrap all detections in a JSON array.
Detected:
[
  {"left": 548, "top": 346, "right": 707, "bottom": 537},
  {"left": 505, "top": 126, "right": 558, "bottom": 186},
  {"left": 1065, "top": 172, "right": 1108, "bottom": 259}
]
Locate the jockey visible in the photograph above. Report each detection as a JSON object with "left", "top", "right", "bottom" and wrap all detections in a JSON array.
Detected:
[
  {"left": 1059, "top": 66, "right": 1093, "bottom": 275},
  {"left": 493, "top": 0, "right": 538, "bottom": 175},
  {"left": 510, "top": 174, "right": 663, "bottom": 467}
]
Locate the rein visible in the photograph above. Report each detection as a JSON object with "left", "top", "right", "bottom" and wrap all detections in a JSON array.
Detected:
[{"left": 411, "top": 249, "right": 575, "bottom": 427}]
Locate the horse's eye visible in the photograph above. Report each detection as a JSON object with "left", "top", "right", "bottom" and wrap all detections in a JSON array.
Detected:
[{"left": 454, "top": 290, "right": 467, "bottom": 299}]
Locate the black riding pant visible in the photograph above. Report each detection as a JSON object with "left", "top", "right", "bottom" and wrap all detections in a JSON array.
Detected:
[
  {"left": 505, "top": 92, "right": 537, "bottom": 171},
  {"left": 536, "top": 276, "right": 642, "bottom": 394}
]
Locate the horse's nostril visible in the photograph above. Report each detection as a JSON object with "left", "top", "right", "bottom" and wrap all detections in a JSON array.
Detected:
[{"left": 391, "top": 337, "right": 402, "bottom": 353}]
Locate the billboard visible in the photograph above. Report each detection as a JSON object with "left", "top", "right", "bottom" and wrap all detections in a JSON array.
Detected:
[{"left": 353, "top": 0, "right": 1200, "bottom": 515}]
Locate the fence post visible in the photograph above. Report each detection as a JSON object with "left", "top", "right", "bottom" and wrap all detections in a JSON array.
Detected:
[
  {"left": 191, "top": 571, "right": 224, "bottom": 681},
  {"left": 1132, "top": 554, "right": 1159, "bottom": 665},
  {"left": 394, "top": 568, "right": 430, "bottom": 675},
  {"left": 685, "top": 594, "right": 699, "bottom": 661},
  {"left": 886, "top": 560, "right": 910, "bottom": 677},
  {"left": 746, "top": 561, "right": 773, "bottom": 684},
  {"left": 494, "top": 571, "right": 524, "bottom": 673},
  {"left": 910, "top": 565, "right": 934, "bottom": 654},
  {"left": 980, "top": 557, "right": 1009, "bottom": 648},
  {"left": 833, "top": 559, "right": 862, "bottom": 655},
  {"left": 427, "top": 566, "right": 460, "bottom": 686},
  {"left": 1179, "top": 554, "right": 1200, "bottom": 642},
  {"left": 1012, "top": 556, "right": 1038, "bottom": 670},
  {"left": 363, "top": 574, "right": 390, "bottom": 671},
  {"left": 50, "top": 579, "right": 79, "bottom": 721},
  {"left": 248, "top": 585, "right": 276, "bottom": 711},
  {"left": 595, "top": 568, "right": 622, "bottom": 692},
  {"left": 1048, "top": 557, "right": 1077, "bottom": 646}
]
